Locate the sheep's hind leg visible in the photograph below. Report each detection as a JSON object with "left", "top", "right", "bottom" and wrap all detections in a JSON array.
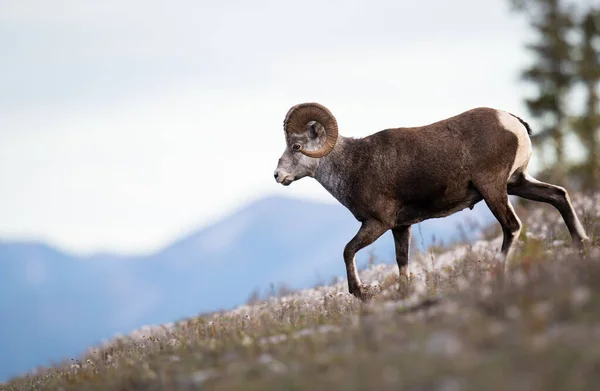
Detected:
[
  {"left": 507, "top": 172, "right": 589, "bottom": 247},
  {"left": 344, "top": 220, "right": 389, "bottom": 301},
  {"left": 507, "top": 173, "right": 589, "bottom": 248},
  {"left": 475, "top": 182, "right": 522, "bottom": 269}
]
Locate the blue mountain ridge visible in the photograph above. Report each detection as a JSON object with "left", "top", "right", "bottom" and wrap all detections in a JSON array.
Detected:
[{"left": 0, "top": 195, "right": 493, "bottom": 381}]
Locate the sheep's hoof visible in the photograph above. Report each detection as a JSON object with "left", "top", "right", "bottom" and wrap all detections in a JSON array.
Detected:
[
  {"left": 581, "top": 236, "right": 592, "bottom": 246},
  {"left": 354, "top": 284, "right": 379, "bottom": 302},
  {"left": 397, "top": 274, "right": 413, "bottom": 299},
  {"left": 399, "top": 272, "right": 413, "bottom": 285},
  {"left": 398, "top": 266, "right": 411, "bottom": 282},
  {"left": 577, "top": 236, "right": 592, "bottom": 257}
]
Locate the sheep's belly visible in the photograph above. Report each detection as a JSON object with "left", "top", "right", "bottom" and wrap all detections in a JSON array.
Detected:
[{"left": 397, "top": 189, "right": 483, "bottom": 226}]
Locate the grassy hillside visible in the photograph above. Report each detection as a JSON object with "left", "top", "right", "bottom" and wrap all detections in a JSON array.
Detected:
[{"left": 4, "top": 194, "right": 600, "bottom": 391}]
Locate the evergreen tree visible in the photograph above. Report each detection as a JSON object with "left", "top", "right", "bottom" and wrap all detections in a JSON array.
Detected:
[
  {"left": 510, "top": 0, "right": 576, "bottom": 182},
  {"left": 572, "top": 8, "right": 600, "bottom": 190}
]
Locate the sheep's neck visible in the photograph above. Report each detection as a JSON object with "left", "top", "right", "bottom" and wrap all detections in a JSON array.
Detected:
[{"left": 314, "top": 136, "right": 355, "bottom": 209}]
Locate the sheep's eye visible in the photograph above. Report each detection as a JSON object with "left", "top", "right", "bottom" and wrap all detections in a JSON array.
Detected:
[{"left": 292, "top": 143, "right": 302, "bottom": 151}]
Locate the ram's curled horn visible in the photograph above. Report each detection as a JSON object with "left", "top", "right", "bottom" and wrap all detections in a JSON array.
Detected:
[{"left": 283, "top": 102, "right": 339, "bottom": 158}]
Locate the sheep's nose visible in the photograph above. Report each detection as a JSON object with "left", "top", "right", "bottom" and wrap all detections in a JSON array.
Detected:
[{"left": 274, "top": 172, "right": 279, "bottom": 181}]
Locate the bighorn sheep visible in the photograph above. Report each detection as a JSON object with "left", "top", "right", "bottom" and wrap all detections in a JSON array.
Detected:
[{"left": 274, "top": 103, "right": 589, "bottom": 300}]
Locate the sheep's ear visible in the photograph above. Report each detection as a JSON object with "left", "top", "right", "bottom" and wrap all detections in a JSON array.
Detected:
[{"left": 307, "top": 121, "right": 325, "bottom": 139}]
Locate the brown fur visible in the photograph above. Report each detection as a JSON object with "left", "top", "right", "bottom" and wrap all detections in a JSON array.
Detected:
[{"left": 275, "top": 105, "right": 590, "bottom": 301}]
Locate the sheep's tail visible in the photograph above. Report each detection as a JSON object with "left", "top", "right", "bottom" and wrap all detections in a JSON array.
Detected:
[{"left": 509, "top": 113, "right": 533, "bottom": 136}]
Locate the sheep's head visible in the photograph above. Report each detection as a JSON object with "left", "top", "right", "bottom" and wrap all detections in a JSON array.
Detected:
[{"left": 274, "top": 103, "right": 338, "bottom": 186}]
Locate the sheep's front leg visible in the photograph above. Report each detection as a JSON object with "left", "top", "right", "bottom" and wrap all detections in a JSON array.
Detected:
[
  {"left": 344, "top": 220, "right": 388, "bottom": 301},
  {"left": 392, "top": 225, "right": 411, "bottom": 281}
]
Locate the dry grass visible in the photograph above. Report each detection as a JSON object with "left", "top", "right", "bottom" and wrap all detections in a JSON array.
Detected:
[{"left": 4, "top": 194, "right": 600, "bottom": 391}]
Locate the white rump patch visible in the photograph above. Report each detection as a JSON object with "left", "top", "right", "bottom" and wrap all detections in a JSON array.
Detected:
[{"left": 496, "top": 110, "right": 532, "bottom": 177}]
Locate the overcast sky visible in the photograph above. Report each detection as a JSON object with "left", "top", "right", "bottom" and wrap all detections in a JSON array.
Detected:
[{"left": 0, "top": 0, "right": 562, "bottom": 255}]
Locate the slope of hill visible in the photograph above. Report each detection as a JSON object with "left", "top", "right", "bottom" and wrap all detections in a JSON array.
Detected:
[
  {"left": 3, "top": 193, "right": 599, "bottom": 390},
  {"left": 0, "top": 195, "right": 492, "bottom": 381}
]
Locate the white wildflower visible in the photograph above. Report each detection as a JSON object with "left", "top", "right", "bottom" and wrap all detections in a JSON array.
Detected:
[
  {"left": 142, "top": 362, "right": 157, "bottom": 379},
  {"left": 257, "top": 353, "right": 287, "bottom": 374},
  {"left": 571, "top": 286, "right": 591, "bottom": 308},
  {"left": 241, "top": 334, "right": 254, "bottom": 347},
  {"left": 455, "top": 276, "right": 469, "bottom": 291},
  {"left": 512, "top": 270, "right": 527, "bottom": 288},
  {"left": 208, "top": 339, "right": 217, "bottom": 350},
  {"left": 268, "top": 360, "right": 287, "bottom": 374},
  {"left": 293, "top": 324, "right": 340, "bottom": 338},
  {"left": 178, "top": 320, "right": 190, "bottom": 328},
  {"left": 257, "top": 353, "right": 274, "bottom": 364},
  {"left": 480, "top": 285, "right": 493, "bottom": 299},
  {"left": 259, "top": 334, "right": 287, "bottom": 345},
  {"left": 532, "top": 301, "right": 553, "bottom": 319},
  {"left": 189, "top": 369, "right": 215, "bottom": 386},
  {"left": 426, "top": 331, "right": 462, "bottom": 357}
]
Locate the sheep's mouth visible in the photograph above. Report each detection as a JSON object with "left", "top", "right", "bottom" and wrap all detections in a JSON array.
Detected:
[{"left": 281, "top": 178, "right": 294, "bottom": 186}]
